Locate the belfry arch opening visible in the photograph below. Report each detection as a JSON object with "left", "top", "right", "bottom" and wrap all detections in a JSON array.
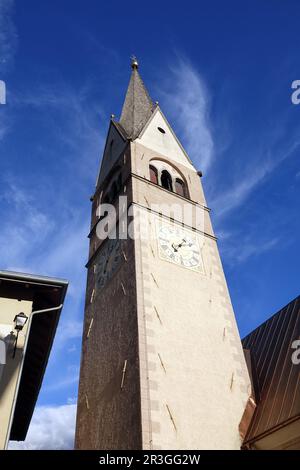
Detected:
[
  {"left": 149, "top": 165, "right": 158, "bottom": 185},
  {"left": 161, "top": 170, "right": 173, "bottom": 192},
  {"left": 149, "top": 160, "right": 189, "bottom": 199}
]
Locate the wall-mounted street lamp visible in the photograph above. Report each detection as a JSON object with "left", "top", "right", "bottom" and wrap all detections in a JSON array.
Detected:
[{"left": 12, "top": 312, "right": 28, "bottom": 358}]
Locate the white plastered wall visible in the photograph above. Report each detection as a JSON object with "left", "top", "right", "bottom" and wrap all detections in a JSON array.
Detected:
[{"left": 0, "top": 297, "right": 32, "bottom": 449}]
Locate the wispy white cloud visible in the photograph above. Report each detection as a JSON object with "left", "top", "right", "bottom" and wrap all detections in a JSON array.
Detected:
[
  {"left": 67, "top": 344, "right": 77, "bottom": 353},
  {"left": 9, "top": 404, "right": 76, "bottom": 450},
  {"left": 212, "top": 162, "right": 270, "bottom": 218},
  {"left": 0, "top": 0, "right": 17, "bottom": 73},
  {"left": 0, "top": 1, "right": 17, "bottom": 139},
  {"left": 222, "top": 236, "right": 280, "bottom": 265},
  {"left": 44, "top": 365, "right": 79, "bottom": 392},
  {"left": 0, "top": 113, "right": 9, "bottom": 140},
  {"left": 212, "top": 140, "right": 300, "bottom": 218},
  {"left": 12, "top": 81, "right": 106, "bottom": 185},
  {"left": 53, "top": 319, "right": 83, "bottom": 355},
  {"left": 0, "top": 181, "right": 54, "bottom": 265},
  {"left": 159, "top": 56, "right": 213, "bottom": 173},
  {"left": 67, "top": 397, "right": 77, "bottom": 405}
]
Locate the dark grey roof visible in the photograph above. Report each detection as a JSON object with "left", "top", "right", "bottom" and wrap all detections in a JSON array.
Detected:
[
  {"left": 0, "top": 270, "right": 68, "bottom": 287},
  {"left": 242, "top": 295, "right": 300, "bottom": 447},
  {"left": 119, "top": 66, "right": 154, "bottom": 139}
]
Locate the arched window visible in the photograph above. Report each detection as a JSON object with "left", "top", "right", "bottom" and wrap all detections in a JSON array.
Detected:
[
  {"left": 161, "top": 170, "right": 173, "bottom": 192},
  {"left": 149, "top": 165, "right": 158, "bottom": 185},
  {"left": 149, "top": 160, "right": 189, "bottom": 198},
  {"left": 175, "top": 178, "right": 186, "bottom": 197}
]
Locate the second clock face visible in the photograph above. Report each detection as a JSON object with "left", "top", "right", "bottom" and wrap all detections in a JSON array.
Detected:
[
  {"left": 94, "top": 238, "right": 121, "bottom": 291},
  {"left": 157, "top": 223, "right": 204, "bottom": 271}
]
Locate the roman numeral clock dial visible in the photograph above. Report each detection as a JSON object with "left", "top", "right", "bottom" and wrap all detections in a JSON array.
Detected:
[{"left": 157, "top": 223, "right": 204, "bottom": 272}]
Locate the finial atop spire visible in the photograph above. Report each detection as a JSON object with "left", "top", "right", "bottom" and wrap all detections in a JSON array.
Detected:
[{"left": 131, "top": 55, "right": 139, "bottom": 69}]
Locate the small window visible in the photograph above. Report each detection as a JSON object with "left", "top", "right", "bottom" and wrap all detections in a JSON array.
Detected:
[
  {"left": 157, "top": 127, "right": 166, "bottom": 134},
  {"left": 149, "top": 165, "right": 158, "bottom": 185},
  {"left": 175, "top": 179, "right": 186, "bottom": 197},
  {"left": 161, "top": 170, "right": 173, "bottom": 192}
]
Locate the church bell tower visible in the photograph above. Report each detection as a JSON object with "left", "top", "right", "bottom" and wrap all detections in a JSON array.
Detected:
[{"left": 75, "top": 58, "right": 251, "bottom": 450}]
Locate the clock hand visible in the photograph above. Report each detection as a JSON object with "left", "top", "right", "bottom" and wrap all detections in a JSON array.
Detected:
[
  {"left": 103, "top": 242, "right": 116, "bottom": 273},
  {"left": 177, "top": 238, "right": 192, "bottom": 249},
  {"left": 177, "top": 238, "right": 186, "bottom": 248},
  {"left": 103, "top": 256, "right": 110, "bottom": 274},
  {"left": 172, "top": 239, "right": 187, "bottom": 251},
  {"left": 172, "top": 238, "right": 192, "bottom": 252}
]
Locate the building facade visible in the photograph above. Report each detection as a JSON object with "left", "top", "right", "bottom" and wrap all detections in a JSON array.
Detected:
[
  {"left": 75, "top": 59, "right": 251, "bottom": 450},
  {"left": 0, "top": 270, "right": 68, "bottom": 449}
]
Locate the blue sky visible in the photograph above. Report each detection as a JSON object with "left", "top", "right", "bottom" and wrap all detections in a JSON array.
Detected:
[{"left": 1, "top": 0, "right": 300, "bottom": 449}]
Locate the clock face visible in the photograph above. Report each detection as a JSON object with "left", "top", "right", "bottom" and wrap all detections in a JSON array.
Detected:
[
  {"left": 94, "top": 238, "right": 122, "bottom": 291},
  {"left": 157, "top": 223, "right": 204, "bottom": 271}
]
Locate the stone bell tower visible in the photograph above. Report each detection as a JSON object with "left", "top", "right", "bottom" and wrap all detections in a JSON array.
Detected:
[{"left": 75, "top": 58, "right": 251, "bottom": 450}]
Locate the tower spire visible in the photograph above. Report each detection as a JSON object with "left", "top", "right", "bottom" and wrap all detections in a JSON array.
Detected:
[{"left": 119, "top": 57, "right": 153, "bottom": 139}]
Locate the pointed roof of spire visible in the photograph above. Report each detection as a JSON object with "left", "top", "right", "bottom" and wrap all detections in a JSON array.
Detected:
[{"left": 119, "top": 57, "right": 154, "bottom": 139}]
